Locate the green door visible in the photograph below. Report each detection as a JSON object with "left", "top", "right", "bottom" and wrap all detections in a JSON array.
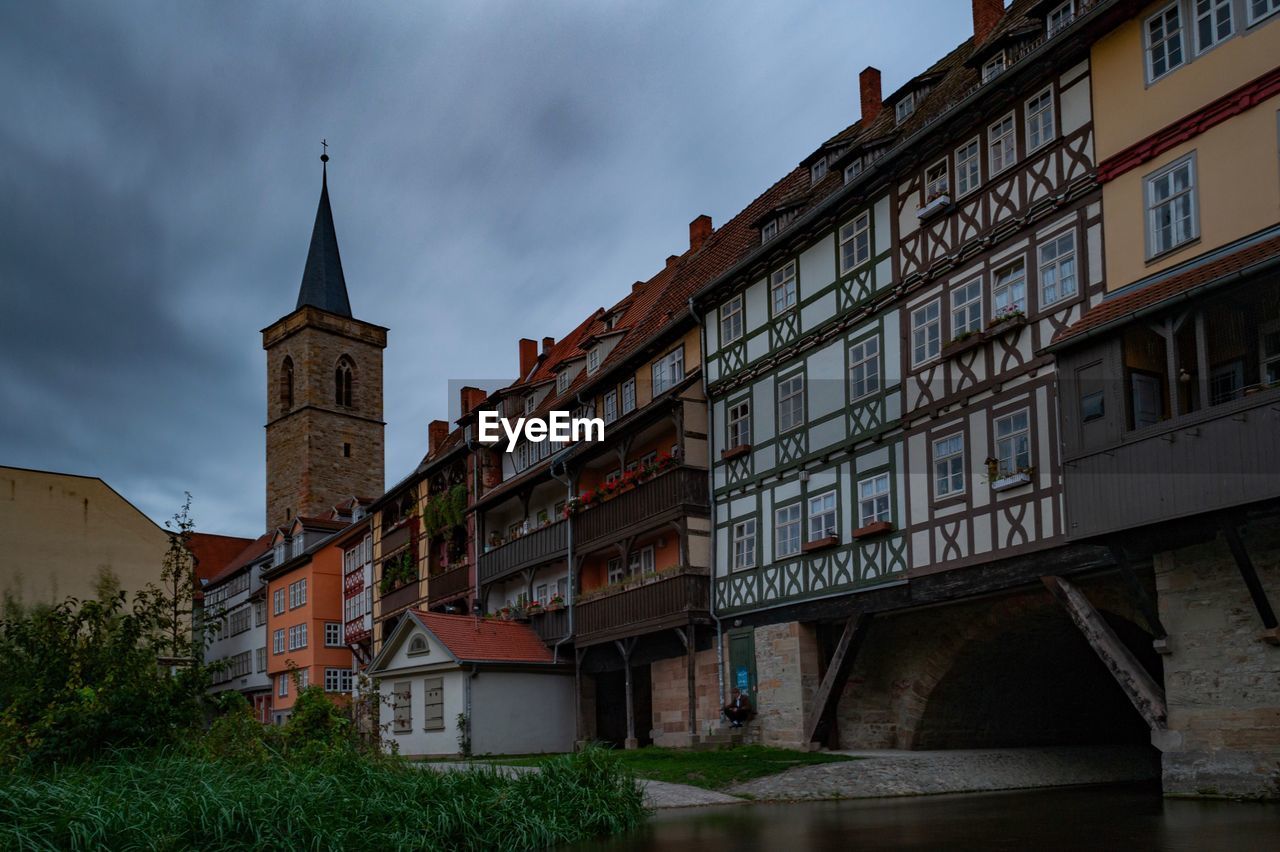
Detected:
[{"left": 727, "top": 628, "right": 757, "bottom": 709}]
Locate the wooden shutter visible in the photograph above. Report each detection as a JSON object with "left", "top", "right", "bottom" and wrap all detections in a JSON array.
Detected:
[
  {"left": 393, "top": 681, "right": 412, "bottom": 732},
  {"left": 423, "top": 677, "right": 445, "bottom": 731}
]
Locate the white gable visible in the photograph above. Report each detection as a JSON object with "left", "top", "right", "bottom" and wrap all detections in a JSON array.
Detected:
[{"left": 370, "top": 616, "right": 458, "bottom": 675}]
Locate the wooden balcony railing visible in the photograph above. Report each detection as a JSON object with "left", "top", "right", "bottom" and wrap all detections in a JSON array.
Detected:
[
  {"left": 428, "top": 563, "right": 472, "bottom": 604},
  {"left": 478, "top": 519, "right": 567, "bottom": 586},
  {"left": 573, "top": 467, "right": 709, "bottom": 549},
  {"left": 379, "top": 579, "right": 420, "bottom": 614},
  {"left": 528, "top": 607, "right": 570, "bottom": 644},
  {"left": 574, "top": 566, "right": 710, "bottom": 645}
]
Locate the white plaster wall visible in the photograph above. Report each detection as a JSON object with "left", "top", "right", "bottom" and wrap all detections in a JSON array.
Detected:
[{"left": 470, "top": 670, "right": 576, "bottom": 755}]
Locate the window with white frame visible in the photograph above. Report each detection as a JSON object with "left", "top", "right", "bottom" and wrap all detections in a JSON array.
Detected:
[
  {"left": 956, "top": 138, "right": 981, "bottom": 196},
  {"left": 761, "top": 219, "right": 779, "bottom": 242},
  {"left": 1047, "top": 0, "right": 1075, "bottom": 35},
  {"left": 992, "top": 260, "right": 1027, "bottom": 316},
  {"left": 1249, "top": 0, "right": 1280, "bottom": 24},
  {"left": 925, "top": 160, "right": 949, "bottom": 200},
  {"left": 1146, "top": 3, "right": 1185, "bottom": 81},
  {"left": 848, "top": 337, "right": 880, "bottom": 401},
  {"left": 587, "top": 347, "right": 601, "bottom": 374},
  {"left": 324, "top": 668, "right": 354, "bottom": 693},
  {"left": 911, "top": 300, "right": 942, "bottom": 365},
  {"left": 290, "top": 534, "right": 305, "bottom": 559},
  {"left": 254, "top": 600, "right": 265, "bottom": 627},
  {"left": 628, "top": 546, "right": 655, "bottom": 576},
  {"left": 1026, "top": 88, "right": 1055, "bottom": 151},
  {"left": 288, "top": 623, "right": 308, "bottom": 651},
  {"left": 774, "top": 505, "right": 801, "bottom": 558},
  {"left": 324, "top": 622, "right": 342, "bottom": 647},
  {"left": 895, "top": 92, "right": 915, "bottom": 124},
  {"left": 524, "top": 392, "right": 537, "bottom": 414},
  {"left": 982, "top": 52, "right": 1006, "bottom": 82},
  {"left": 230, "top": 606, "right": 251, "bottom": 636},
  {"left": 732, "top": 519, "right": 757, "bottom": 571},
  {"left": 278, "top": 674, "right": 289, "bottom": 698},
  {"left": 989, "top": 114, "right": 1016, "bottom": 175},
  {"left": 621, "top": 378, "right": 636, "bottom": 414},
  {"left": 727, "top": 399, "right": 751, "bottom": 447},
  {"left": 652, "top": 346, "right": 684, "bottom": 395},
  {"left": 839, "top": 213, "right": 871, "bottom": 274},
  {"left": 857, "top": 474, "right": 891, "bottom": 527},
  {"left": 273, "top": 628, "right": 284, "bottom": 654},
  {"left": 288, "top": 579, "right": 307, "bottom": 609},
  {"left": 721, "top": 295, "right": 744, "bottom": 343},
  {"left": 771, "top": 262, "right": 797, "bottom": 315},
  {"left": 273, "top": 588, "right": 285, "bottom": 615},
  {"left": 1039, "top": 231, "right": 1078, "bottom": 305},
  {"left": 1146, "top": 155, "right": 1198, "bottom": 257},
  {"left": 557, "top": 371, "right": 571, "bottom": 394},
  {"left": 1194, "top": 0, "right": 1233, "bottom": 53},
  {"left": 811, "top": 157, "right": 828, "bottom": 184},
  {"left": 607, "top": 557, "right": 625, "bottom": 584},
  {"left": 844, "top": 158, "right": 863, "bottom": 184},
  {"left": 297, "top": 669, "right": 309, "bottom": 689},
  {"left": 933, "top": 434, "right": 966, "bottom": 498},
  {"left": 603, "top": 389, "right": 618, "bottom": 424},
  {"left": 952, "top": 278, "right": 984, "bottom": 338},
  {"left": 256, "top": 647, "right": 267, "bottom": 672},
  {"left": 994, "top": 410, "right": 1032, "bottom": 478},
  {"left": 777, "top": 374, "right": 805, "bottom": 432},
  {"left": 807, "top": 491, "right": 837, "bottom": 541}
]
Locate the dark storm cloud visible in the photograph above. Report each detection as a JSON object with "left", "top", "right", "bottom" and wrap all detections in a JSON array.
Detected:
[{"left": 0, "top": 1, "right": 968, "bottom": 535}]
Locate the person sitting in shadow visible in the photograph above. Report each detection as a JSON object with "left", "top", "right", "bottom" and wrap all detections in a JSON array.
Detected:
[{"left": 722, "top": 687, "right": 753, "bottom": 728}]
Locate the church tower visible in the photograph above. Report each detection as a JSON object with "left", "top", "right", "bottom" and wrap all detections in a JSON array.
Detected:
[{"left": 262, "top": 154, "right": 387, "bottom": 531}]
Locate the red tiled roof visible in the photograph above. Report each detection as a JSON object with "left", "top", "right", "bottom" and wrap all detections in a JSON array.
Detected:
[
  {"left": 411, "top": 610, "right": 556, "bottom": 664},
  {"left": 1052, "top": 234, "right": 1280, "bottom": 347},
  {"left": 205, "top": 532, "right": 273, "bottom": 586},
  {"left": 187, "top": 532, "right": 255, "bottom": 585}
]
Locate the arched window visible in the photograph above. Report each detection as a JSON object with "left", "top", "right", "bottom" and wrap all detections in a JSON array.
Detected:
[
  {"left": 408, "top": 635, "right": 429, "bottom": 656},
  {"left": 280, "top": 357, "right": 294, "bottom": 411},
  {"left": 335, "top": 356, "right": 354, "bottom": 407}
]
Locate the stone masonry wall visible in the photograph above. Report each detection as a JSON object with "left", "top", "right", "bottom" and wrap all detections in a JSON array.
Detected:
[
  {"left": 753, "top": 621, "right": 821, "bottom": 749},
  {"left": 1156, "top": 520, "right": 1280, "bottom": 799},
  {"left": 650, "top": 647, "right": 723, "bottom": 746}
]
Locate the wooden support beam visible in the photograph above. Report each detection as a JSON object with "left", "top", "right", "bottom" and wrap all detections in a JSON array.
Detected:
[
  {"left": 615, "top": 638, "right": 638, "bottom": 748},
  {"left": 1220, "top": 517, "right": 1279, "bottom": 632},
  {"left": 1107, "top": 542, "right": 1167, "bottom": 640},
  {"left": 803, "top": 613, "right": 867, "bottom": 744},
  {"left": 1042, "top": 575, "right": 1167, "bottom": 731}
]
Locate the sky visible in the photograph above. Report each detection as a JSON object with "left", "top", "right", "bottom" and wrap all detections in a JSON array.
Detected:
[{"left": 0, "top": 1, "right": 973, "bottom": 538}]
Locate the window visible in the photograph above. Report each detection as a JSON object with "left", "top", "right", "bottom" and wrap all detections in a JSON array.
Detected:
[
  {"left": 621, "top": 378, "right": 636, "bottom": 414},
  {"left": 933, "top": 434, "right": 965, "bottom": 498},
  {"left": 848, "top": 337, "right": 880, "bottom": 401},
  {"left": 1026, "top": 88, "right": 1055, "bottom": 151},
  {"left": 256, "top": 647, "right": 267, "bottom": 672},
  {"left": 1194, "top": 0, "right": 1233, "bottom": 53},
  {"left": 924, "top": 160, "right": 949, "bottom": 200},
  {"left": 911, "top": 300, "right": 942, "bottom": 365},
  {"left": 1047, "top": 0, "right": 1075, "bottom": 35},
  {"left": 732, "top": 519, "right": 757, "bottom": 571},
  {"left": 229, "top": 606, "right": 251, "bottom": 636},
  {"left": 324, "top": 622, "right": 342, "bottom": 647},
  {"left": 272, "top": 588, "right": 285, "bottom": 615},
  {"left": 1210, "top": 361, "right": 1244, "bottom": 405},
  {"left": 278, "top": 674, "right": 289, "bottom": 698},
  {"left": 1249, "top": 0, "right": 1280, "bottom": 24},
  {"left": 586, "top": 348, "right": 600, "bottom": 374},
  {"left": 335, "top": 356, "right": 354, "bottom": 407},
  {"left": 603, "top": 390, "right": 618, "bottom": 424},
  {"left": 775, "top": 505, "right": 801, "bottom": 558},
  {"left": 652, "top": 346, "right": 684, "bottom": 395},
  {"left": 557, "top": 371, "right": 571, "bottom": 394},
  {"left": 982, "top": 52, "right": 1006, "bottom": 82},
  {"left": 393, "top": 681, "right": 411, "bottom": 732},
  {"left": 524, "top": 392, "right": 537, "bottom": 414},
  {"left": 721, "top": 295, "right": 744, "bottom": 343},
  {"left": 777, "top": 374, "right": 805, "bottom": 432},
  {"left": 343, "top": 442, "right": 351, "bottom": 458},
  {"left": 297, "top": 669, "right": 310, "bottom": 690},
  {"left": 844, "top": 158, "right": 863, "bottom": 184},
  {"left": 628, "top": 546, "right": 656, "bottom": 576},
  {"left": 280, "top": 357, "right": 294, "bottom": 411},
  {"left": 607, "top": 557, "right": 625, "bottom": 584},
  {"left": 288, "top": 579, "right": 307, "bottom": 609},
  {"left": 423, "top": 677, "right": 445, "bottom": 731},
  {"left": 727, "top": 399, "right": 751, "bottom": 447},
  {"left": 955, "top": 138, "right": 981, "bottom": 196},
  {"left": 1261, "top": 321, "right": 1280, "bottom": 384},
  {"left": 994, "top": 410, "right": 1032, "bottom": 477},
  {"left": 1146, "top": 155, "right": 1198, "bottom": 257},
  {"left": 839, "top": 213, "right": 871, "bottom": 274},
  {"left": 989, "top": 114, "right": 1016, "bottom": 175},
  {"left": 811, "top": 157, "right": 828, "bottom": 184},
  {"left": 992, "top": 260, "right": 1027, "bottom": 316},
  {"left": 952, "top": 279, "right": 984, "bottom": 338},
  {"left": 288, "top": 623, "right": 308, "bottom": 651},
  {"left": 272, "top": 628, "right": 284, "bottom": 655},
  {"left": 1131, "top": 373, "right": 1165, "bottom": 428},
  {"left": 858, "top": 474, "right": 891, "bottom": 527},
  {"left": 1039, "top": 232, "right": 1078, "bottom": 306},
  {"left": 1146, "top": 3, "right": 1185, "bottom": 81},
  {"left": 325, "top": 668, "right": 354, "bottom": 693},
  {"left": 807, "top": 491, "right": 837, "bottom": 541},
  {"left": 761, "top": 219, "right": 779, "bottom": 242},
  {"left": 771, "top": 262, "right": 797, "bottom": 315},
  {"left": 895, "top": 92, "right": 915, "bottom": 124},
  {"left": 291, "top": 534, "right": 305, "bottom": 559}
]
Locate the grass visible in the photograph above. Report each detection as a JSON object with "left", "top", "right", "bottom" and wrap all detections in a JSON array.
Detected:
[
  {"left": 0, "top": 746, "right": 646, "bottom": 851},
  {"left": 492, "top": 744, "right": 857, "bottom": 791}
]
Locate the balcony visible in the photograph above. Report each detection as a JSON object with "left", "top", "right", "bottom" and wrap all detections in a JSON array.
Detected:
[
  {"left": 478, "top": 519, "right": 568, "bottom": 586},
  {"left": 428, "top": 563, "right": 472, "bottom": 604},
  {"left": 573, "top": 466, "right": 709, "bottom": 550},
  {"left": 574, "top": 565, "right": 710, "bottom": 646},
  {"left": 344, "top": 614, "right": 371, "bottom": 645},
  {"left": 379, "top": 579, "right": 420, "bottom": 615},
  {"left": 528, "top": 606, "right": 569, "bottom": 644}
]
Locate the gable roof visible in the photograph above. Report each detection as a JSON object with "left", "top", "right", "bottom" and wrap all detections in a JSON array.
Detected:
[
  {"left": 296, "top": 162, "right": 352, "bottom": 318},
  {"left": 204, "top": 532, "right": 273, "bottom": 587},
  {"left": 371, "top": 610, "right": 558, "bottom": 671},
  {"left": 187, "top": 532, "right": 255, "bottom": 585}
]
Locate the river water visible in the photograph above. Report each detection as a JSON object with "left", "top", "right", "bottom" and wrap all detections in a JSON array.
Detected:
[{"left": 575, "top": 783, "right": 1280, "bottom": 851}]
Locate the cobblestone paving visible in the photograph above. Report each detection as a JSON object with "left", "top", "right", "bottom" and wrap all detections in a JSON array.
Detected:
[{"left": 728, "top": 745, "right": 1160, "bottom": 801}]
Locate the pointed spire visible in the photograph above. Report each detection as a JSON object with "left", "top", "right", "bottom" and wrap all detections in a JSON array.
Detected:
[{"left": 296, "top": 146, "right": 352, "bottom": 318}]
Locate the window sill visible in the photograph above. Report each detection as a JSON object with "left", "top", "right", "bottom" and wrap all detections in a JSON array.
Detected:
[
  {"left": 721, "top": 444, "right": 752, "bottom": 461},
  {"left": 941, "top": 334, "right": 983, "bottom": 360},
  {"left": 991, "top": 471, "right": 1032, "bottom": 492},
  {"left": 983, "top": 315, "right": 1028, "bottom": 339},
  {"left": 918, "top": 194, "right": 951, "bottom": 220},
  {"left": 802, "top": 535, "right": 839, "bottom": 553},
  {"left": 853, "top": 521, "right": 894, "bottom": 540}
]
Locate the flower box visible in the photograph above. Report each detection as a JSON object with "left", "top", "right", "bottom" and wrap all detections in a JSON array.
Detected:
[
  {"left": 984, "top": 312, "right": 1027, "bottom": 339},
  {"left": 991, "top": 471, "right": 1032, "bottom": 492},
  {"left": 918, "top": 194, "right": 951, "bottom": 220},
  {"left": 721, "top": 444, "right": 752, "bottom": 461},
  {"left": 941, "top": 333, "right": 983, "bottom": 360},
  {"left": 801, "top": 535, "right": 839, "bottom": 553},
  {"left": 546, "top": 600, "right": 564, "bottom": 612},
  {"left": 852, "top": 521, "right": 894, "bottom": 540}
]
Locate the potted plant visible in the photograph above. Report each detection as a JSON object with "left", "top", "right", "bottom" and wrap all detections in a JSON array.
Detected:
[
  {"left": 941, "top": 328, "right": 983, "bottom": 359},
  {"left": 498, "top": 605, "right": 515, "bottom": 621},
  {"left": 985, "top": 305, "right": 1027, "bottom": 337},
  {"left": 525, "top": 599, "right": 544, "bottom": 616},
  {"left": 546, "top": 592, "right": 565, "bottom": 611}
]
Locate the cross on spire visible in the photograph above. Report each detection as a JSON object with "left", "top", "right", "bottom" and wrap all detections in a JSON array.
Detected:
[{"left": 321, "top": 138, "right": 329, "bottom": 165}]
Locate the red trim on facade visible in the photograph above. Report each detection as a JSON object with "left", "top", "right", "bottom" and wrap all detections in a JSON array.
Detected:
[{"left": 1097, "top": 66, "right": 1280, "bottom": 184}]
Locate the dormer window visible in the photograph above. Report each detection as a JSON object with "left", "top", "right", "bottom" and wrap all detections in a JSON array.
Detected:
[
  {"left": 557, "top": 370, "right": 571, "bottom": 394},
  {"left": 810, "top": 157, "right": 828, "bottom": 185},
  {"left": 761, "top": 219, "right": 780, "bottom": 243},
  {"left": 273, "top": 541, "right": 285, "bottom": 566},
  {"left": 895, "top": 92, "right": 915, "bottom": 124},
  {"left": 524, "top": 392, "right": 536, "bottom": 414},
  {"left": 587, "top": 347, "right": 601, "bottom": 374},
  {"left": 1047, "top": 0, "right": 1075, "bottom": 36},
  {"left": 844, "top": 159, "right": 863, "bottom": 184},
  {"left": 982, "top": 52, "right": 1006, "bottom": 82}
]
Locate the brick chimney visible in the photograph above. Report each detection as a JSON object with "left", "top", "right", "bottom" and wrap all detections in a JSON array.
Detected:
[
  {"left": 428, "top": 419, "right": 449, "bottom": 454},
  {"left": 689, "top": 215, "right": 713, "bottom": 252},
  {"left": 460, "top": 386, "right": 488, "bottom": 416},
  {"left": 518, "top": 338, "right": 538, "bottom": 378},
  {"left": 542, "top": 336, "right": 555, "bottom": 356},
  {"left": 972, "top": 0, "right": 1004, "bottom": 44},
  {"left": 859, "top": 66, "right": 882, "bottom": 124}
]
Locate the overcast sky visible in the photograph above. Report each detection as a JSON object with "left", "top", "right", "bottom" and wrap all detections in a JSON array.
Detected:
[{"left": 0, "top": 1, "right": 972, "bottom": 537}]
